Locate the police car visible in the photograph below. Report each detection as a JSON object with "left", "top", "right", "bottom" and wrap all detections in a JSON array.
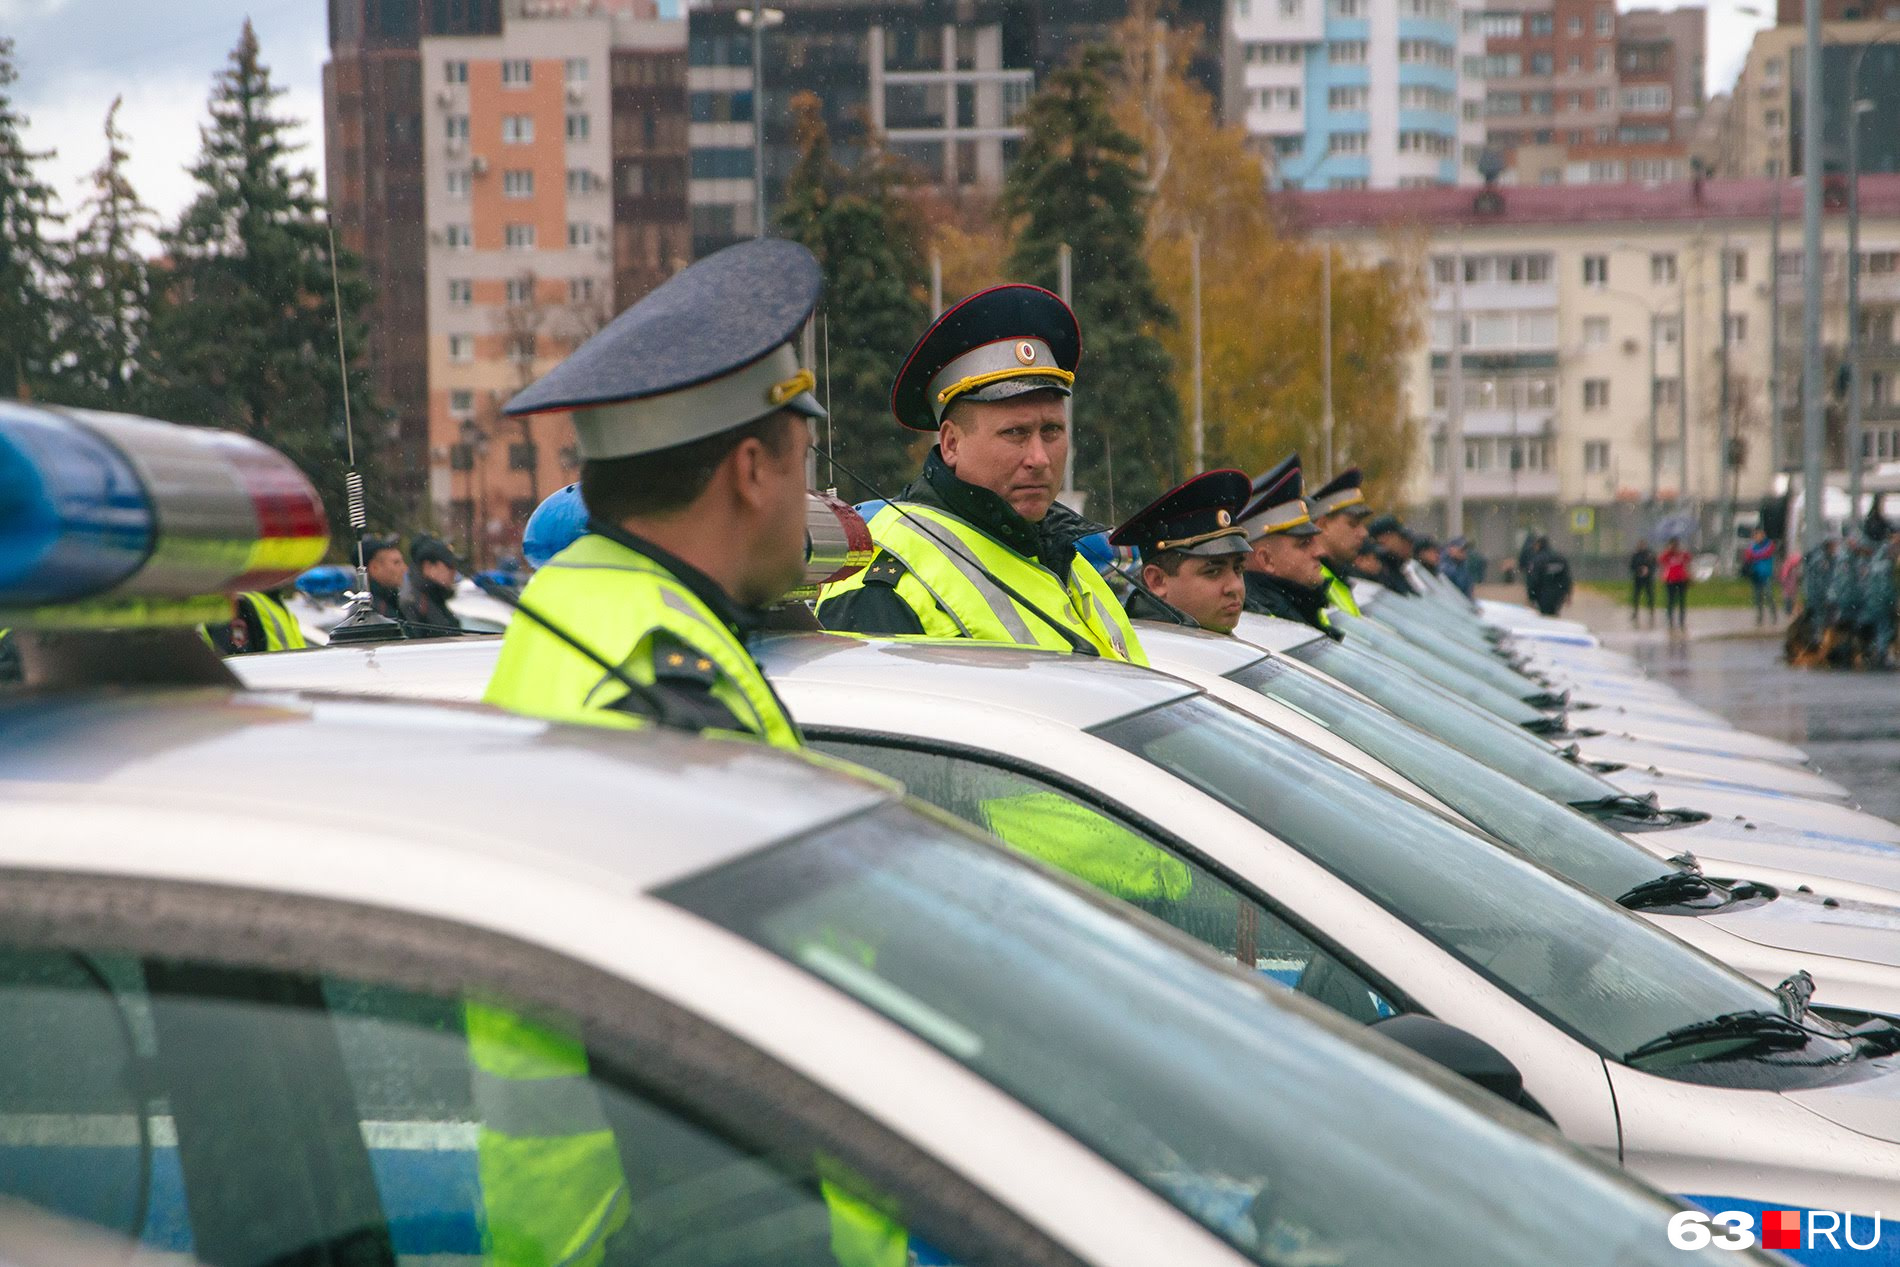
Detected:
[
  {"left": 240, "top": 627, "right": 1900, "bottom": 1248},
  {"left": 4, "top": 402, "right": 1771, "bottom": 1267}
]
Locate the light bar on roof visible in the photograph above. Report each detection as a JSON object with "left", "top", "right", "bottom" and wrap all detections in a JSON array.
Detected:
[{"left": 0, "top": 402, "right": 330, "bottom": 626}]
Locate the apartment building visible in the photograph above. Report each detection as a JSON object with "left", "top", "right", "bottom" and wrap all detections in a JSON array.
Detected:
[
  {"left": 1716, "top": 19, "right": 1900, "bottom": 181},
  {"left": 1287, "top": 176, "right": 1900, "bottom": 559},
  {"left": 1227, "top": 0, "right": 1485, "bottom": 189},
  {"left": 415, "top": 6, "right": 687, "bottom": 562}
]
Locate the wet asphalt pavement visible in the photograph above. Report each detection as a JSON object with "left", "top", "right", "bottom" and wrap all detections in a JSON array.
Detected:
[{"left": 1630, "top": 636, "right": 1900, "bottom": 824}]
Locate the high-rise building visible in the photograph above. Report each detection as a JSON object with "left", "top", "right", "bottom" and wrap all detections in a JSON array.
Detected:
[
  {"left": 1226, "top": 0, "right": 1483, "bottom": 190},
  {"left": 1716, "top": 19, "right": 1900, "bottom": 182},
  {"left": 327, "top": 0, "right": 687, "bottom": 560},
  {"left": 1477, "top": 1, "right": 1705, "bottom": 187}
]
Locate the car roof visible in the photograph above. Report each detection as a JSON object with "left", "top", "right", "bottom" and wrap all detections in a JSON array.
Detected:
[
  {"left": 1231, "top": 613, "right": 1328, "bottom": 652},
  {"left": 753, "top": 633, "right": 1198, "bottom": 729},
  {"left": 1128, "top": 622, "right": 1272, "bottom": 677},
  {"left": 0, "top": 686, "right": 895, "bottom": 891}
]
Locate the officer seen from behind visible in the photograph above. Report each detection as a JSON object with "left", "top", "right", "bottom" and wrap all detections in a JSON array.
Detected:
[
  {"left": 1239, "top": 455, "right": 1338, "bottom": 638},
  {"left": 1112, "top": 470, "right": 1254, "bottom": 633},
  {"left": 483, "top": 238, "right": 824, "bottom": 747},
  {"left": 815, "top": 285, "right": 1147, "bottom": 664},
  {"left": 1308, "top": 467, "right": 1373, "bottom": 617},
  {"left": 399, "top": 534, "right": 465, "bottom": 637}
]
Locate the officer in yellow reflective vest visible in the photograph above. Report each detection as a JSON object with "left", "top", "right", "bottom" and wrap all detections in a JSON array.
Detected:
[
  {"left": 815, "top": 284, "right": 1147, "bottom": 665},
  {"left": 1308, "top": 467, "right": 1375, "bottom": 619},
  {"left": 202, "top": 589, "right": 309, "bottom": 654},
  {"left": 474, "top": 241, "right": 906, "bottom": 1267}
]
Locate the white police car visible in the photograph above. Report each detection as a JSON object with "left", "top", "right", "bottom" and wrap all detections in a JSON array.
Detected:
[{"left": 1, "top": 402, "right": 1761, "bottom": 1267}]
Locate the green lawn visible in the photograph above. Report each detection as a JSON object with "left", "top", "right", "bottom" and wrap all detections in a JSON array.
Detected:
[{"left": 1583, "top": 578, "right": 1763, "bottom": 608}]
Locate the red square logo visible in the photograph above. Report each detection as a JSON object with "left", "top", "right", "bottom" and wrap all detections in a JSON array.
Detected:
[{"left": 1762, "top": 1209, "right": 1803, "bottom": 1250}]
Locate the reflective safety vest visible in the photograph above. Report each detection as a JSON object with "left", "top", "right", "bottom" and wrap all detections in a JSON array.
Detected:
[
  {"left": 821, "top": 504, "right": 1148, "bottom": 664},
  {"left": 980, "top": 791, "right": 1192, "bottom": 900},
  {"left": 1320, "top": 566, "right": 1361, "bottom": 619},
  {"left": 483, "top": 534, "right": 799, "bottom": 749},
  {"left": 241, "top": 591, "right": 308, "bottom": 651},
  {"left": 464, "top": 1002, "right": 630, "bottom": 1267}
]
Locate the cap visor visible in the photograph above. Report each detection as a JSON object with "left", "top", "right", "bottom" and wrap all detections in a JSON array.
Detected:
[
  {"left": 782, "top": 390, "right": 828, "bottom": 421},
  {"left": 1176, "top": 533, "right": 1254, "bottom": 558}
]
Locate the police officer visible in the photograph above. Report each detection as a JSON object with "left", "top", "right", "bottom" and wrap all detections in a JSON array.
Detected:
[
  {"left": 1110, "top": 470, "right": 1254, "bottom": 633},
  {"left": 1307, "top": 467, "right": 1373, "bottom": 617},
  {"left": 202, "top": 588, "right": 308, "bottom": 654},
  {"left": 815, "top": 284, "right": 1147, "bottom": 664},
  {"left": 1363, "top": 514, "right": 1421, "bottom": 596},
  {"left": 362, "top": 534, "right": 407, "bottom": 621},
  {"left": 1865, "top": 538, "right": 1897, "bottom": 668},
  {"left": 483, "top": 238, "right": 825, "bottom": 747},
  {"left": 1239, "top": 456, "right": 1337, "bottom": 637},
  {"left": 1829, "top": 537, "right": 1869, "bottom": 664}
]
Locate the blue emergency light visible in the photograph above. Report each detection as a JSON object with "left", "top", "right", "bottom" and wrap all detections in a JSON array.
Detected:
[{"left": 0, "top": 401, "right": 330, "bottom": 623}]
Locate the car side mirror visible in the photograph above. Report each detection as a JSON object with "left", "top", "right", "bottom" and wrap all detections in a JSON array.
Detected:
[{"left": 1370, "top": 1013, "right": 1524, "bottom": 1104}]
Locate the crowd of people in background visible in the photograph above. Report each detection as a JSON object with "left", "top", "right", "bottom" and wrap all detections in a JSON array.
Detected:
[{"left": 1787, "top": 499, "right": 1899, "bottom": 670}]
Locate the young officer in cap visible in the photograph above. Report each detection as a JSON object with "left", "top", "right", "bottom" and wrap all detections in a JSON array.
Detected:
[
  {"left": 484, "top": 237, "right": 825, "bottom": 748},
  {"left": 814, "top": 285, "right": 1147, "bottom": 664},
  {"left": 1238, "top": 455, "right": 1339, "bottom": 638},
  {"left": 1111, "top": 470, "right": 1254, "bottom": 634},
  {"left": 1307, "top": 467, "right": 1374, "bottom": 617}
]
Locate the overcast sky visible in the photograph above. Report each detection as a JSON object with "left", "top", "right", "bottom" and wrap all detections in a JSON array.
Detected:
[{"left": 6, "top": 0, "right": 1768, "bottom": 236}]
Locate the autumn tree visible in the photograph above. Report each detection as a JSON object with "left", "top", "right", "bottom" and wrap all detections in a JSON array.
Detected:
[
  {"left": 776, "top": 91, "right": 932, "bottom": 498},
  {"left": 143, "top": 21, "right": 388, "bottom": 536},
  {"left": 1111, "top": 17, "right": 1422, "bottom": 501},
  {"left": 0, "top": 38, "right": 64, "bottom": 400},
  {"left": 1001, "top": 47, "right": 1181, "bottom": 519},
  {"left": 52, "top": 98, "right": 156, "bottom": 411}
]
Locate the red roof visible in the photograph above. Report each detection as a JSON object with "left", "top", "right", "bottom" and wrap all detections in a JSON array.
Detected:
[{"left": 1283, "top": 174, "right": 1900, "bottom": 232}]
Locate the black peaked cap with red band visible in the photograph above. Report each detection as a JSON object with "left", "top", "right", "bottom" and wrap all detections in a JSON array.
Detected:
[
  {"left": 1110, "top": 470, "right": 1254, "bottom": 558},
  {"left": 891, "top": 284, "right": 1082, "bottom": 432}
]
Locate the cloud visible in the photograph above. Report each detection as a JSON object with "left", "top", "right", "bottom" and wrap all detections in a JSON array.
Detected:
[{"left": 0, "top": 0, "right": 77, "bottom": 22}]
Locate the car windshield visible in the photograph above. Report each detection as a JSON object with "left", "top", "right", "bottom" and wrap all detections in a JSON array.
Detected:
[
  {"left": 1094, "top": 696, "right": 1794, "bottom": 1060},
  {"left": 1323, "top": 614, "right": 1550, "bottom": 723},
  {"left": 666, "top": 803, "right": 1722, "bottom": 1267},
  {"left": 1224, "top": 658, "right": 1669, "bottom": 901},
  {"left": 1333, "top": 610, "right": 1550, "bottom": 707},
  {"left": 1287, "top": 637, "right": 1620, "bottom": 804}
]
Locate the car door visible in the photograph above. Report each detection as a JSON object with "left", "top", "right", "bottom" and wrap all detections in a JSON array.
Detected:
[{"left": 0, "top": 868, "right": 1096, "bottom": 1267}]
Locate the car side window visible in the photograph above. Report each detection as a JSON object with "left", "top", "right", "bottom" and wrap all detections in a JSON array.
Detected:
[
  {"left": 811, "top": 738, "right": 1401, "bottom": 1025},
  {"left": 0, "top": 944, "right": 912, "bottom": 1267}
]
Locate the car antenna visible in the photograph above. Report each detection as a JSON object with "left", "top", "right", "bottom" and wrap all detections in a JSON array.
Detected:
[
  {"left": 817, "top": 449, "right": 1105, "bottom": 657},
  {"left": 322, "top": 211, "right": 405, "bottom": 646}
]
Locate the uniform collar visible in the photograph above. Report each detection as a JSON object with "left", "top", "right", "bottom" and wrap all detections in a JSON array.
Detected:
[{"left": 588, "top": 519, "right": 761, "bottom": 640}]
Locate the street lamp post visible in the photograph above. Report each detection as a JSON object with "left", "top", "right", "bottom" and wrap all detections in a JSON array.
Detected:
[
  {"left": 1847, "top": 94, "right": 1876, "bottom": 517},
  {"left": 1800, "top": 0, "right": 1827, "bottom": 548},
  {"left": 735, "top": 4, "right": 784, "bottom": 238}
]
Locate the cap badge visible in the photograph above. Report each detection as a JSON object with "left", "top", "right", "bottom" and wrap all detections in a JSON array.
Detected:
[
  {"left": 1015, "top": 341, "right": 1037, "bottom": 365},
  {"left": 1216, "top": 509, "right": 1232, "bottom": 527}
]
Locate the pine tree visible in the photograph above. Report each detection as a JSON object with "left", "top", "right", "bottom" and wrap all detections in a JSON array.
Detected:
[
  {"left": 52, "top": 98, "right": 156, "bottom": 411},
  {"left": 0, "top": 37, "right": 65, "bottom": 400},
  {"left": 776, "top": 92, "right": 932, "bottom": 500},
  {"left": 144, "top": 21, "right": 387, "bottom": 537},
  {"left": 1000, "top": 47, "right": 1181, "bottom": 520}
]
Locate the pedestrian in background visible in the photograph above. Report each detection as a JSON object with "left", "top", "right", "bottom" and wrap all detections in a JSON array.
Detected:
[
  {"left": 362, "top": 535, "right": 407, "bottom": 622},
  {"left": 1865, "top": 539, "right": 1897, "bottom": 668},
  {"left": 1778, "top": 546, "right": 1801, "bottom": 617},
  {"left": 1865, "top": 493, "right": 1891, "bottom": 544},
  {"left": 399, "top": 535, "right": 466, "bottom": 638},
  {"left": 1659, "top": 537, "right": 1693, "bottom": 631},
  {"left": 1628, "top": 541, "right": 1657, "bottom": 626},
  {"left": 1524, "top": 535, "right": 1573, "bottom": 616},
  {"left": 1739, "top": 527, "right": 1778, "bottom": 626},
  {"left": 1830, "top": 537, "right": 1872, "bottom": 666},
  {"left": 1442, "top": 537, "right": 1474, "bottom": 598}
]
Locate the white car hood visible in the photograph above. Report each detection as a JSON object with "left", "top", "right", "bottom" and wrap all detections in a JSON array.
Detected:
[
  {"left": 1705, "top": 890, "right": 1900, "bottom": 967},
  {"left": 1788, "top": 1063, "right": 1900, "bottom": 1146},
  {"left": 1578, "top": 736, "right": 1853, "bottom": 801},
  {"left": 1575, "top": 718, "right": 1810, "bottom": 767},
  {"left": 1669, "top": 817, "right": 1900, "bottom": 904},
  {"left": 1611, "top": 772, "right": 1900, "bottom": 845}
]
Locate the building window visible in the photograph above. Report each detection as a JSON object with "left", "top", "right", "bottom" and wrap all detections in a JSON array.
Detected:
[
  {"left": 510, "top": 334, "right": 536, "bottom": 361},
  {"left": 444, "top": 59, "right": 468, "bottom": 84},
  {"left": 1254, "top": 87, "right": 1302, "bottom": 110},
  {"left": 1328, "top": 86, "right": 1369, "bottom": 111},
  {"left": 1480, "top": 12, "right": 1521, "bottom": 37},
  {"left": 502, "top": 115, "right": 534, "bottom": 143},
  {"left": 443, "top": 223, "right": 472, "bottom": 250},
  {"left": 1582, "top": 316, "right": 1610, "bottom": 345},
  {"left": 503, "top": 169, "right": 534, "bottom": 198},
  {"left": 449, "top": 389, "right": 475, "bottom": 418},
  {"left": 1650, "top": 252, "right": 1677, "bottom": 284},
  {"left": 1273, "top": 135, "right": 1304, "bottom": 157},
  {"left": 448, "top": 334, "right": 473, "bottom": 363},
  {"left": 1594, "top": 48, "right": 1611, "bottom": 71},
  {"left": 1620, "top": 85, "right": 1671, "bottom": 113},
  {"left": 446, "top": 114, "right": 470, "bottom": 142},
  {"left": 1529, "top": 13, "right": 1553, "bottom": 34},
  {"left": 1245, "top": 42, "right": 1305, "bottom": 64},
  {"left": 447, "top": 278, "right": 472, "bottom": 307},
  {"left": 567, "top": 168, "right": 600, "bottom": 195},
  {"left": 505, "top": 277, "right": 533, "bottom": 305},
  {"left": 1726, "top": 313, "right": 1749, "bottom": 344},
  {"left": 568, "top": 222, "right": 597, "bottom": 247},
  {"left": 1486, "top": 92, "right": 1522, "bottom": 117},
  {"left": 1764, "top": 56, "right": 1783, "bottom": 83},
  {"left": 1583, "top": 379, "right": 1610, "bottom": 410},
  {"left": 504, "top": 223, "right": 536, "bottom": 250},
  {"left": 1328, "top": 132, "right": 1368, "bottom": 155},
  {"left": 1331, "top": 0, "right": 1362, "bottom": 14},
  {"left": 1530, "top": 53, "right": 1553, "bottom": 75},
  {"left": 501, "top": 59, "right": 532, "bottom": 86},
  {"left": 1328, "top": 40, "right": 1367, "bottom": 64},
  {"left": 1398, "top": 39, "right": 1454, "bottom": 67},
  {"left": 1278, "top": 0, "right": 1302, "bottom": 16},
  {"left": 570, "top": 277, "right": 597, "bottom": 304},
  {"left": 1653, "top": 377, "right": 1681, "bottom": 407},
  {"left": 1595, "top": 7, "right": 1613, "bottom": 33},
  {"left": 1567, "top": 54, "right": 1582, "bottom": 71},
  {"left": 1328, "top": 177, "right": 1369, "bottom": 190},
  {"left": 445, "top": 168, "right": 471, "bottom": 197},
  {"left": 691, "top": 148, "right": 754, "bottom": 179},
  {"left": 1658, "top": 314, "right": 1680, "bottom": 344},
  {"left": 1583, "top": 255, "right": 1608, "bottom": 287},
  {"left": 1584, "top": 440, "right": 1611, "bottom": 473},
  {"left": 566, "top": 113, "right": 591, "bottom": 141},
  {"left": 565, "top": 57, "right": 589, "bottom": 82},
  {"left": 1567, "top": 14, "right": 1582, "bottom": 33}
]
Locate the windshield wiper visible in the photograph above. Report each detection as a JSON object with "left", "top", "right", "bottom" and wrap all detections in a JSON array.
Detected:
[
  {"left": 1571, "top": 791, "right": 1663, "bottom": 818},
  {"left": 1616, "top": 870, "right": 1718, "bottom": 910},
  {"left": 1624, "top": 1010, "right": 1815, "bottom": 1064}
]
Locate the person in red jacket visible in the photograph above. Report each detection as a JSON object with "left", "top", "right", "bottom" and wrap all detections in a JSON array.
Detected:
[{"left": 1659, "top": 537, "right": 1694, "bottom": 631}]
